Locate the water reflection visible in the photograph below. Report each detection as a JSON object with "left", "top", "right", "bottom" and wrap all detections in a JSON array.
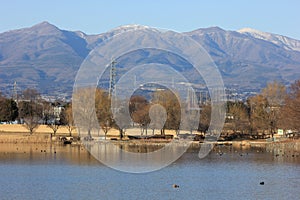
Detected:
[
  {"left": 85, "top": 141, "right": 192, "bottom": 172},
  {"left": 0, "top": 141, "right": 300, "bottom": 199},
  {"left": 0, "top": 141, "right": 299, "bottom": 166},
  {"left": 0, "top": 143, "right": 99, "bottom": 165},
  {"left": 0, "top": 142, "right": 299, "bottom": 200}
]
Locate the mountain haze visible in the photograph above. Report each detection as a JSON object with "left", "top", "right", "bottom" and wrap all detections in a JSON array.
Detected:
[{"left": 0, "top": 22, "right": 299, "bottom": 98}]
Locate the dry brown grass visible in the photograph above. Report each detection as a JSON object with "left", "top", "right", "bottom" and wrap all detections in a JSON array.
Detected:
[
  {"left": 0, "top": 124, "right": 78, "bottom": 135},
  {"left": 0, "top": 124, "right": 192, "bottom": 137}
]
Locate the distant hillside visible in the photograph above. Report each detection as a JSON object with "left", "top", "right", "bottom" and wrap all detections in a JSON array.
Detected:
[
  {"left": 186, "top": 27, "right": 300, "bottom": 90},
  {"left": 0, "top": 22, "right": 299, "bottom": 98}
]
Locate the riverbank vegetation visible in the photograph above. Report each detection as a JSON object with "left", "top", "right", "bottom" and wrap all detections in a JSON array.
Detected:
[{"left": 0, "top": 80, "right": 299, "bottom": 141}]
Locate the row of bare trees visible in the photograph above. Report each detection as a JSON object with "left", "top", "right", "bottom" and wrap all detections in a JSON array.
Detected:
[
  {"left": 125, "top": 80, "right": 299, "bottom": 138},
  {"left": 0, "top": 88, "right": 75, "bottom": 136},
  {"left": 72, "top": 88, "right": 183, "bottom": 138},
  {"left": 128, "top": 91, "right": 184, "bottom": 135},
  {"left": 1, "top": 79, "right": 299, "bottom": 138},
  {"left": 224, "top": 80, "right": 300, "bottom": 138}
]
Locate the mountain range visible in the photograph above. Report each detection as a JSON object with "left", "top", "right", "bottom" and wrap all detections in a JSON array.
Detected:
[{"left": 0, "top": 21, "right": 299, "bottom": 98}]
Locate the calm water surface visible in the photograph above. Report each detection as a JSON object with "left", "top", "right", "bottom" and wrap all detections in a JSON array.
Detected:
[{"left": 0, "top": 143, "right": 299, "bottom": 200}]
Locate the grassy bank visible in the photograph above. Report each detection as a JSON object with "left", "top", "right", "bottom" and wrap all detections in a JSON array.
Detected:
[
  {"left": 0, "top": 125, "right": 299, "bottom": 151},
  {"left": 0, "top": 124, "right": 78, "bottom": 143},
  {"left": 0, "top": 124, "right": 78, "bottom": 135}
]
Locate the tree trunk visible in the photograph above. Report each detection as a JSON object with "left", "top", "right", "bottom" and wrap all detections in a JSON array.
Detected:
[
  {"left": 119, "top": 128, "right": 123, "bottom": 139},
  {"left": 87, "top": 129, "right": 92, "bottom": 139}
]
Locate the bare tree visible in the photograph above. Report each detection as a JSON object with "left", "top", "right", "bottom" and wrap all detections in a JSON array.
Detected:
[
  {"left": 129, "top": 96, "right": 150, "bottom": 135},
  {"left": 47, "top": 119, "right": 60, "bottom": 137},
  {"left": 226, "top": 101, "right": 250, "bottom": 135},
  {"left": 261, "top": 81, "right": 286, "bottom": 137},
  {"left": 247, "top": 82, "right": 286, "bottom": 138},
  {"left": 198, "top": 103, "right": 211, "bottom": 133},
  {"left": 95, "top": 89, "right": 114, "bottom": 139},
  {"left": 60, "top": 103, "right": 76, "bottom": 136},
  {"left": 41, "top": 101, "right": 52, "bottom": 125},
  {"left": 149, "top": 104, "right": 167, "bottom": 135},
  {"left": 280, "top": 80, "right": 300, "bottom": 132},
  {"left": 22, "top": 88, "right": 40, "bottom": 102},
  {"left": 262, "top": 81, "right": 286, "bottom": 106},
  {"left": 72, "top": 87, "right": 98, "bottom": 140},
  {"left": 152, "top": 90, "right": 181, "bottom": 135},
  {"left": 19, "top": 89, "right": 42, "bottom": 134},
  {"left": 247, "top": 95, "right": 269, "bottom": 137},
  {"left": 23, "top": 115, "right": 40, "bottom": 134},
  {"left": 114, "top": 102, "right": 131, "bottom": 139}
]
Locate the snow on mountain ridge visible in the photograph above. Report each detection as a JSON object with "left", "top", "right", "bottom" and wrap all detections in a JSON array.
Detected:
[
  {"left": 238, "top": 28, "right": 300, "bottom": 52},
  {"left": 110, "top": 24, "right": 157, "bottom": 33}
]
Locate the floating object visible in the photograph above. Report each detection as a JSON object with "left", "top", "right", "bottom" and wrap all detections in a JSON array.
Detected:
[
  {"left": 173, "top": 184, "right": 179, "bottom": 188},
  {"left": 260, "top": 182, "right": 264, "bottom": 185},
  {"left": 63, "top": 140, "right": 72, "bottom": 145}
]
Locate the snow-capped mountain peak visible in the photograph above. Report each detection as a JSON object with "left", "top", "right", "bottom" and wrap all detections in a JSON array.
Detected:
[
  {"left": 238, "top": 27, "right": 300, "bottom": 52},
  {"left": 110, "top": 24, "right": 159, "bottom": 34}
]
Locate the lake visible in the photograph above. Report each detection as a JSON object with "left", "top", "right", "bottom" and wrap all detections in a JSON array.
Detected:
[{"left": 0, "top": 142, "right": 299, "bottom": 200}]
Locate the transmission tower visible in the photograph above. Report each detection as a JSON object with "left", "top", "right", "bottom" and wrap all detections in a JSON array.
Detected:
[
  {"left": 187, "top": 87, "right": 200, "bottom": 111},
  {"left": 108, "top": 59, "right": 117, "bottom": 97},
  {"left": 12, "top": 81, "right": 18, "bottom": 104}
]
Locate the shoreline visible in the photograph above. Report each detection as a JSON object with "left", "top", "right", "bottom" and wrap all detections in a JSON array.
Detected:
[
  {"left": 0, "top": 131, "right": 298, "bottom": 144},
  {"left": 0, "top": 124, "right": 299, "bottom": 154},
  {"left": 0, "top": 140, "right": 299, "bottom": 160},
  {"left": 0, "top": 133, "right": 299, "bottom": 154}
]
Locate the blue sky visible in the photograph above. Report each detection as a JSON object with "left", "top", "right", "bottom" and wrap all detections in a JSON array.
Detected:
[{"left": 1, "top": 0, "right": 299, "bottom": 39}]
